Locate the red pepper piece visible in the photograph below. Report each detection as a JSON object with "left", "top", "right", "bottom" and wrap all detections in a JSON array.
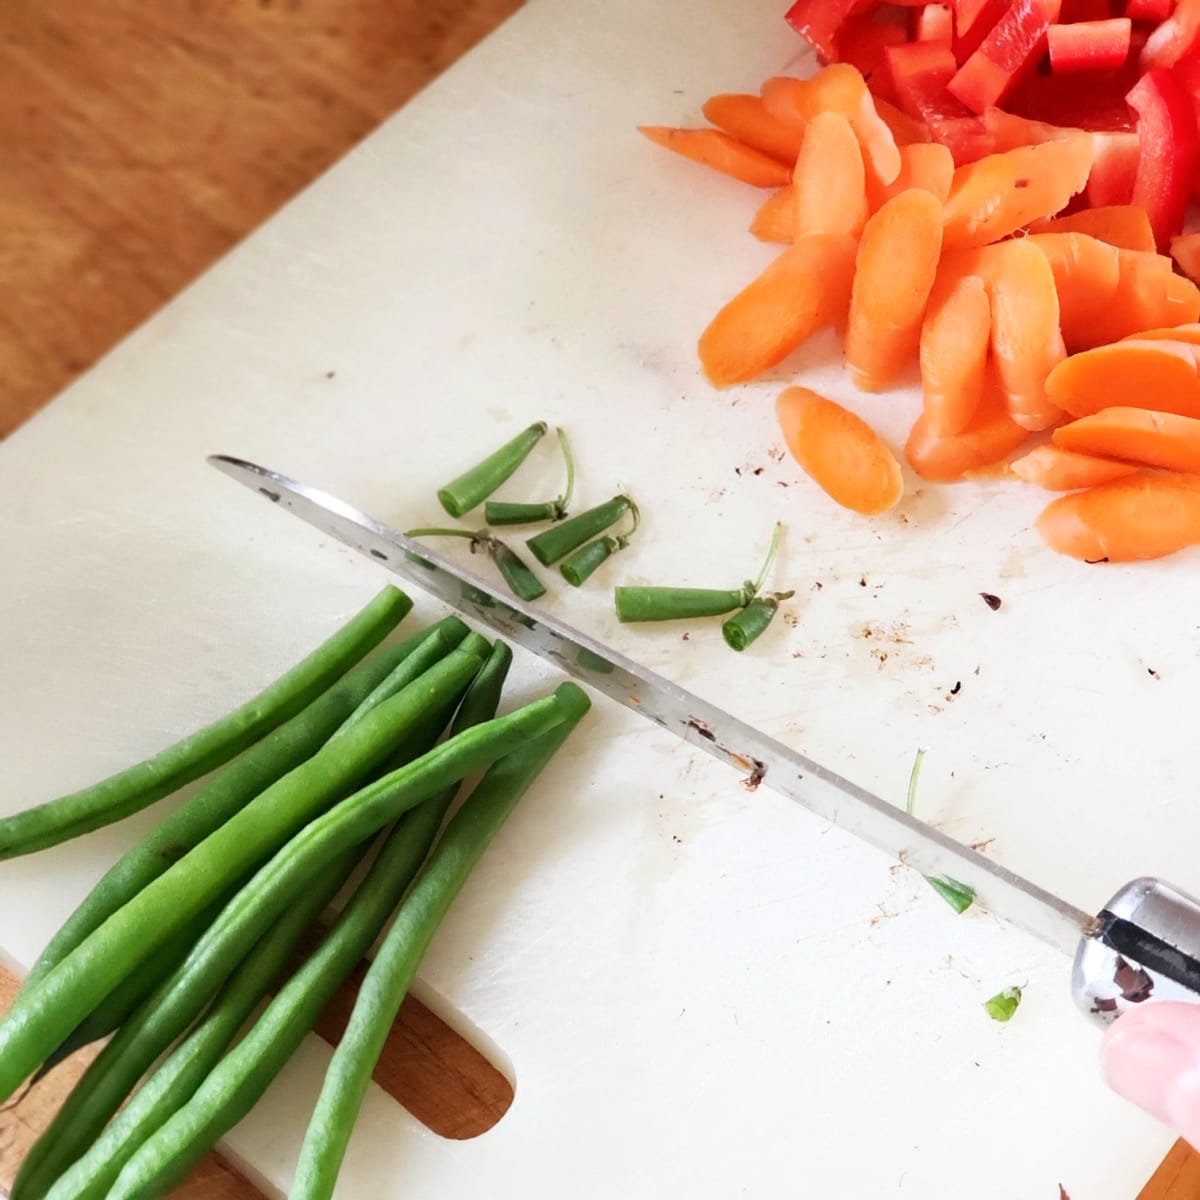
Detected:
[
  {"left": 784, "top": 0, "right": 859, "bottom": 63},
  {"left": 1126, "top": 67, "right": 1200, "bottom": 247},
  {"left": 1126, "top": 0, "right": 1175, "bottom": 19},
  {"left": 1141, "top": 0, "right": 1200, "bottom": 70},
  {"left": 917, "top": 4, "right": 954, "bottom": 44},
  {"left": 1007, "top": 59, "right": 1139, "bottom": 126},
  {"left": 954, "top": 0, "right": 1013, "bottom": 60},
  {"left": 835, "top": 11, "right": 911, "bottom": 103},
  {"left": 1048, "top": 19, "right": 1133, "bottom": 71},
  {"left": 1061, "top": 0, "right": 1121, "bottom": 15},
  {"left": 886, "top": 39, "right": 967, "bottom": 119},
  {"left": 949, "top": 0, "right": 1064, "bottom": 114},
  {"left": 1087, "top": 129, "right": 1141, "bottom": 205}
]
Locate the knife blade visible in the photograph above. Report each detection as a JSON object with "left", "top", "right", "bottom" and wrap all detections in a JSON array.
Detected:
[{"left": 208, "top": 454, "right": 1200, "bottom": 1022}]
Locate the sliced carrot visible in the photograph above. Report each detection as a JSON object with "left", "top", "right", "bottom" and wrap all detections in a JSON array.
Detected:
[
  {"left": 1037, "top": 472, "right": 1200, "bottom": 562},
  {"left": 905, "top": 375, "right": 1030, "bottom": 481},
  {"left": 845, "top": 189, "right": 944, "bottom": 392},
  {"left": 637, "top": 126, "right": 792, "bottom": 188},
  {"left": 701, "top": 94, "right": 807, "bottom": 164},
  {"left": 1044, "top": 339, "right": 1200, "bottom": 418},
  {"left": 1010, "top": 445, "right": 1139, "bottom": 491},
  {"left": 941, "top": 135, "right": 1096, "bottom": 250},
  {"left": 986, "top": 239, "right": 1067, "bottom": 431},
  {"left": 761, "top": 64, "right": 902, "bottom": 184},
  {"left": 1089, "top": 250, "right": 1200, "bottom": 344},
  {"left": 1124, "top": 323, "right": 1200, "bottom": 344},
  {"left": 1024, "top": 232, "right": 1122, "bottom": 352},
  {"left": 874, "top": 97, "right": 933, "bottom": 146},
  {"left": 750, "top": 188, "right": 794, "bottom": 243},
  {"left": 919, "top": 275, "right": 991, "bottom": 437},
  {"left": 775, "top": 386, "right": 904, "bottom": 515},
  {"left": 698, "top": 233, "right": 858, "bottom": 388},
  {"left": 1053, "top": 407, "right": 1200, "bottom": 473},
  {"left": 1027, "top": 205, "right": 1157, "bottom": 253},
  {"left": 866, "top": 141, "right": 955, "bottom": 210},
  {"left": 980, "top": 106, "right": 1080, "bottom": 152},
  {"left": 794, "top": 113, "right": 868, "bottom": 238},
  {"left": 1171, "top": 232, "right": 1200, "bottom": 283}
]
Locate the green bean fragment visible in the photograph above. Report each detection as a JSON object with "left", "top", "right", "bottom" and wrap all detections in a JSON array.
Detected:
[
  {"left": 560, "top": 499, "right": 640, "bottom": 587},
  {"left": 0, "top": 636, "right": 484, "bottom": 1103},
  {"left": 33, "top": 847, "right": 364, "bottom": 1200},
  {"left": 437, "top": 422, "right": 547, "bottom": 518},
  {"left": 406, "top": 527, "right": 546, "bottom": 603},
  {"left": 984, "top": 986, "right": 1022, "bottom": 1022},
  {"left": 19, "top": 618, "right": 446, "bottom": 997},
  {"left": 0, "top": 586, "right": 413, "bottom": 862},
  {"left": 484, "top": 427, "right": 576, "bottom": 525},
  {"left": 614, "top": 522, "right": 784, "bottom": 624},
  {"left": 12, "top": 685, "right": 572, "bottom": 1188},
  {"left": 526, "top": 494, "right": 632, "bottom": 566},
  {"left": 291, "top": 682, "right": 591, "bottom": 1200},
  {"left": 721, "top": 590, "right": 795, "bottom": 652},
  {"left": 904, "top": 748, "right": 975, "bottom": 915}
]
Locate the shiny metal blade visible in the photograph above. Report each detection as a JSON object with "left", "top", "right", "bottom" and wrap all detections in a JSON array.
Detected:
[{"left": 209, "top": 454, "right": 1091, "bottom": 956}]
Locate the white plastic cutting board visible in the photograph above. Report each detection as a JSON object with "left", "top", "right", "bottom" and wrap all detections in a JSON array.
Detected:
[{"left": 1, "top": 1, "right": 1195, "bottom": 1195}]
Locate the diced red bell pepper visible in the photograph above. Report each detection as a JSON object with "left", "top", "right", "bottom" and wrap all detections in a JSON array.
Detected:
[
  {"left": 1007, "top": 60, "right": 1138, "bottom": 126},
  {"left": 1086, "top": 129, "right": 1141, "bottom": 204},
  {"left": 917, "top": 4, "right": 954, "bottom": 44},
  {"left": 784, "top": 0, "right": 858, "bottom": 62},
  {"left": 1048, "top": 19, "right": 1133, "bottom": 71},
  {"left": 1126, "top": 67, "right": 1200, "bottom": 246},
  {"left": 886, "top": 39, "right": 969, "bottom": 119},
  {"left": 948, "top": 0, "right": 1064, "bottom": 114},
  {"left": 1142, "top": 0, "right": 1200, "bottom": 70},
  {"left": 954, "top": 0, "right": 1013, "bottom": 60},
  {"left": 1126, "top": 0, "right": 1175, "bottom": 20},
  {"left": 930, "top": 113, "right": 998, "bottom": 161},
  {"left": 1060, "top": 0, "right": 1120, "bottom": 16},
  {"left": 835, "top": 11, "right": 912, "bottom": 103}
]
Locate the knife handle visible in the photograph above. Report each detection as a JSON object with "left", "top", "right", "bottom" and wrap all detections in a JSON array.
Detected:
[{"left": 1073, "top": 878, "right": 1200, "bottom": 1025}]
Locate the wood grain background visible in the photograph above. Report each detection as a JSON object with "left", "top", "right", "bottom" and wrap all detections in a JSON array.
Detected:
[{"left": 0, "top": 2, "right": 1195, "bottom": 1197}]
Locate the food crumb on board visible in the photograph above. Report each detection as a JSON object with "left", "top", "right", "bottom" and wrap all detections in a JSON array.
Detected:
[
  {"left": 859, "top": 575, "right": 868, "bottom": 587},
  {"left": 682, "top": 632, "right": 690, "bottom": 641},
  {"left": 949, "top": 680, "right": 962, "bottom": 697},
  {"left": 812, "top": 581, "right": 823, "bottom": 591},
  {"left": 980, "top": 592, "right": 1002, "bottom": 611},
  {"left": 1148, "top": 666, "right": 1161, "bottom": 680},
  {"left": 324, "top": 370, "right": 336, "bottom": 379}
]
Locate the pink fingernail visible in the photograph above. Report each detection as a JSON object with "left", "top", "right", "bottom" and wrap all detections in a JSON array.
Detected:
[{"left": 1102, "top": 1016, "right": 1200, "bottom": 1130}]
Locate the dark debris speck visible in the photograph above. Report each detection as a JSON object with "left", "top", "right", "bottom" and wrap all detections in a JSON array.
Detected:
[
  {"left": 1148, "top": 667, "right": 1161, "bottom": 680},
  {"left": 980, "top": 592, "right": 1002, "bottom": 611},
  {"left": 950, "top": 681, "right": 962, "bottom": 696}
]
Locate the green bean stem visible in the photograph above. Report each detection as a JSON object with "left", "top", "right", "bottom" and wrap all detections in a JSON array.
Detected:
[
  {"left": 0, "top": 587, "right": 413, "bottom": 862},
  {"left": 904, "top": 748, "right": 974, "bottom": 915},
  {"left": 721, "top": 591, "right": 794, "bottom": 652},
  {"left": 437, "top": 422, "right": 547, "bottom": 518},
  {"left": 29, "top": 846, "right": 364, "bottom": 1200},
  {"left": 10, "top": 686, "right": 572, "bottom": 1185},
  {"left": 291, "top": 684, "right": 593, "bottom": 1200},
  {"left": 0, "top": 637, "right": 484, "bottom": 1103},
  {"left": 483, "top": 427, "right": 576, "bottom": 525},
  {"left": 559, "top": 499, "right": 640, "bottom": 587},
  {"left": 406, "top": 528, "right": 546, "bottom": 603},
  {"left": 526, "top": 494, "right": 632, "bottom": 566},
  {"left": 19, "top": 619, "right": 447, "bottom": 997}
]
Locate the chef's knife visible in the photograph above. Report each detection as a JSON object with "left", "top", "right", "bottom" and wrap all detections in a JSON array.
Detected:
[{"left": 209, "top": 453, "right": 1200, "bottom": 1022}]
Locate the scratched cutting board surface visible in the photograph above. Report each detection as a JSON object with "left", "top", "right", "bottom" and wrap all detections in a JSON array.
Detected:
[{"left": 0, "top": 0, "right": 1194, "bottom": 1195}]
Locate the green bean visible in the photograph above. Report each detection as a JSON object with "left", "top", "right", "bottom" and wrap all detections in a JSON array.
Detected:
[
  {"left": 484, "top": 427, "right": 575, "bottom": 525},
  {"left": 108, "top": 655, "right": 527, "bottom": 1200},
  {"left": 526, "top": 494, "right": 632, "bottom": 566},
  {"left": 291, "top": 682, "right": 592, "bottom": 1200},
  {"left": 721, "top": 591, "right": 794, "bottom": 652},
  {"left": 0, "top": 586, "right": 412, "bottom": 862},
  {"left": 614, "top": 522, "right": 784, "bottom": 623},
  {"left": 9, "top": 684, "right": 569, "bottom": 1187},
  {"left": 0, "top": 637, "right": 484, "bottom": 1102},
  {"left": 406, "top": 528, "right": 546, "bottom": 602},
  {"left": 21, "top": 617, "right": 464, "bottom": 997},
  {"left": 37, "top": 844, "right": 366, "bottom": 1200},
  {"left": 559, "top": 499, "right": 640, "bottom": 587},
  {"left": 437, "top": 422, "right": 547, "bottom": 518}
]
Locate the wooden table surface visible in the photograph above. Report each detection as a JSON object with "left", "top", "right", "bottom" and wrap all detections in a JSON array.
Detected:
[{"left": 0, "top": 2, "right": 1195, "bottom": 1197}]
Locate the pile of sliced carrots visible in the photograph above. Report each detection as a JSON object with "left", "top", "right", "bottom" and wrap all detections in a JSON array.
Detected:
[{"left": 640, "top": 61, "right": 1200, "bottom": 563}]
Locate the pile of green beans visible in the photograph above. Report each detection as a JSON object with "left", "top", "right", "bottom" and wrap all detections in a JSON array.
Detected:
[{"left": 4, "top": 586, "right": 591, "bottom": 1199}]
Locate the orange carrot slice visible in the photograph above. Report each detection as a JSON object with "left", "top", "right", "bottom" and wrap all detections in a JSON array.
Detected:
[
  {"left": 1089, "top": 250, "right": 1200, "bottom": 345},
  {"left": 698, "top": 233, "right": 858, "bottom": 387},
  {"left": 1010, "top": 445, "right": 1139, "bottom": 491},
  {"left": 1037, "top": 473, "right": 1200, "bottom": 562},
  {"left": 637, "top": 126, "right": 792, "bottom": 188},
  {"left": 775, "top": 386, "right": 904, "bottom": 515},
  {"left": 905, "top": 375, "right": 1030, "bottom": 481},
  {"left": 1124, "top": 323, "right": 1200, "bottom": 344},
  {"left": 701, "top": 94, "right": 807, "bottom": 164},
  {"left": 874, "top": 97, "right": 933, "bottom": 146},
  {"left": 941, "top": 136, "right": 1096, "bottom": 250},
  {"left": 866, "top": 141, "right": 955, "bottom": 211},
  {"left": 1028, "top": 205, "right": 1158, "bottom": 253},
  {"left": 986, "top": 239, "right": 1066, "bottom": 431},
  {"left": 1044, "top": 339, "right": 1200, "bottom": 419},
  {"left": 845, "top": 189, "right": 944, "bottom": 392},
  {"left": 1171, "top": 232, "right": 1200, "bottom": 284},
  {"left": 1053, "top": 407, "right": 1200, "bottom": 473},
  {"left": 761, "top": 64, "right": 902, "bottom": 184},
  {"left": 919, "top": 275, "right": 991, "bottom": 437},
  {"left": 1024, "top": 232, "right": 1122, "bottom": 352},
  {"left": 794, "top": 112, "right": 868, "bottom": 238},
  {"left": 750, "top": 188, "right": 794, "bottom": 243}
]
